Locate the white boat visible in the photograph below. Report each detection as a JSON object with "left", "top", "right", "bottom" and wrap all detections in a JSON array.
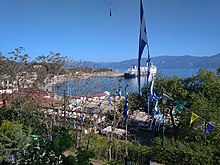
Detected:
[{"left": 124, "top": 64, "right": 157, "bottom": 79}]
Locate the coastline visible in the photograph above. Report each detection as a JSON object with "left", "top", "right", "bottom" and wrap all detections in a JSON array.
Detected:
[{"left": 40, "top": 70, "right": 124, "bottom": 95}]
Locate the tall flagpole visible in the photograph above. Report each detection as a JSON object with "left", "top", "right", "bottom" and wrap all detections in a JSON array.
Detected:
[
  {"left": 137, "top": 0, "right": 151, "bottom": 115},
  {"left": 138, "top": 0, "right": 148, "bottom": 95},
  {"left": 144, "top": 0, "right": 151, "bottom": 115}
]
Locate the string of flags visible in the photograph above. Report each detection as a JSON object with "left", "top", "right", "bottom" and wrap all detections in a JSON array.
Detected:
[
  {"left": 147, "top": 87, "right": 218, "bottom": 136},
  {"left": 190, "top": 112, "right": 217, "bottom": 136},
  {"left": 138, "top": 58, "right": 218, "bottom": 135},
  {"left": 171, "top": 101, "right": 218, "bottom": 136}
]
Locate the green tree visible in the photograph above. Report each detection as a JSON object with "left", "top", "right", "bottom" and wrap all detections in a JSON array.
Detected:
[
  {"left": 217, "top": 66, "right": 220, "bottom": 75},
  {"left": 150, "top": 69, "right": 220, "bottom": 164},
  {"left": 0, "top": 52, "right": 15, "bottom": 91},
  {"left": 128, "top": 92, "right": 146, "bottom": 113},
  {"left": 19, "top": 126, "right": 75, "bottom": 164},
  {"left": 0, "top": 120, "right": 31, "bottom": 163},
  {"left": 75, "top": 147, "right": 94, "bottom": 165},
  {"left": 35, "top": 52, "right": 67, "bottom": 76}
]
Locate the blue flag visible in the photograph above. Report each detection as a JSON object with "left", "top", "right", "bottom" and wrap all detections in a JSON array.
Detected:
[
  {"left": 150, "top": 76, "right": 154, "bottom": 98},
  {"left": 205, "top": 123, "right": 216, "bottom": 135},
  {"left": 153, "top": 100, "right": 159, "bottom": 114},
  {"left": 98, "top": 102, "right": 102, "bottom": 112},
  {"left": 107, "top": 95, "right": 112, "bottom": 105},
  {"left": 23, "top": 149, "right": 26, "bottom": 156},
  {"left": 156, "top": 114, "right": 164, "bottom": 131},
  {"left": 124, "top": 92, "right": 129, "bottom": 121},
  {"left": 88, "top": 108, "right": 94, "bottom": 119},
  {"left": 55, "top": 129, "right": 61, "bottom": 136},
  {"left": 147, "top": 97, "right": 150, "bottom": 114},
  {"left": 109, "top": 0, "right": 112, "bottom": 17},
  {"left": 138, "top": 0, "right": 148, "bottom": 94},
  {"left": 11, "top": 154, "right": 15, "bottom": 162},
  {"left": 81, "top": 114, "right": 85, "bottom": 123},
  {"left": 149, "top": 100, "right": 159, "bottom": 129},
  {"left": 48, "top": 134, "right": 52, "bottom": 141},
  {"left": 72, "top": 119, "right": 76, "bottom": 129},
  {"left": 116, "top": 87, "right": 121, "bottom": 98},
  {"left": 65, "top": 125, "right": 69, "bottom": 129},
  {"left": 152, "top": 92, "right": 160, "bottom": 102}
]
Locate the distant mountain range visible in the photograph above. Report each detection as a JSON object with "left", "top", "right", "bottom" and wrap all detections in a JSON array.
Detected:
[{"left": 66, "top": 54, "right": 220, "bottom": 70}]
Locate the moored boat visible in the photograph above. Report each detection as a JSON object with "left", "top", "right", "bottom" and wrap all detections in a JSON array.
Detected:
[{"left": 124, "top": 64, "right": 157, "bottom": 79}]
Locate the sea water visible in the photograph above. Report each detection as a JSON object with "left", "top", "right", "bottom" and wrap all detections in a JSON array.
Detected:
[{"left": 57, "top": 68, "right": 217, "bottom": 95}]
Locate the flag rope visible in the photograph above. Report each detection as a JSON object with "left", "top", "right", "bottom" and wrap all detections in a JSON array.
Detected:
[{"left": 160, "top": 94, "right": 219, "bottom": 131}]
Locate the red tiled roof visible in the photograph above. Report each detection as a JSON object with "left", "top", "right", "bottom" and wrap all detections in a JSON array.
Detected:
[
  {"left": 0, "top": 88, "right": 61, "bottom": 108},
  {"left": 67, "top": 95, "right": 82, "bottom": 99},
  {"left": 86, "top": 93, "right": 107, "bottom": 98},
  {"left": 19, "top": 88, "right": 49, "bottom": 97}
]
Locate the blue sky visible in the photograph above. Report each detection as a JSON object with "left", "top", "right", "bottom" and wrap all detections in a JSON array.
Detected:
[{"left": 0, "top": 0, "right": 220, "bottom": 62}]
